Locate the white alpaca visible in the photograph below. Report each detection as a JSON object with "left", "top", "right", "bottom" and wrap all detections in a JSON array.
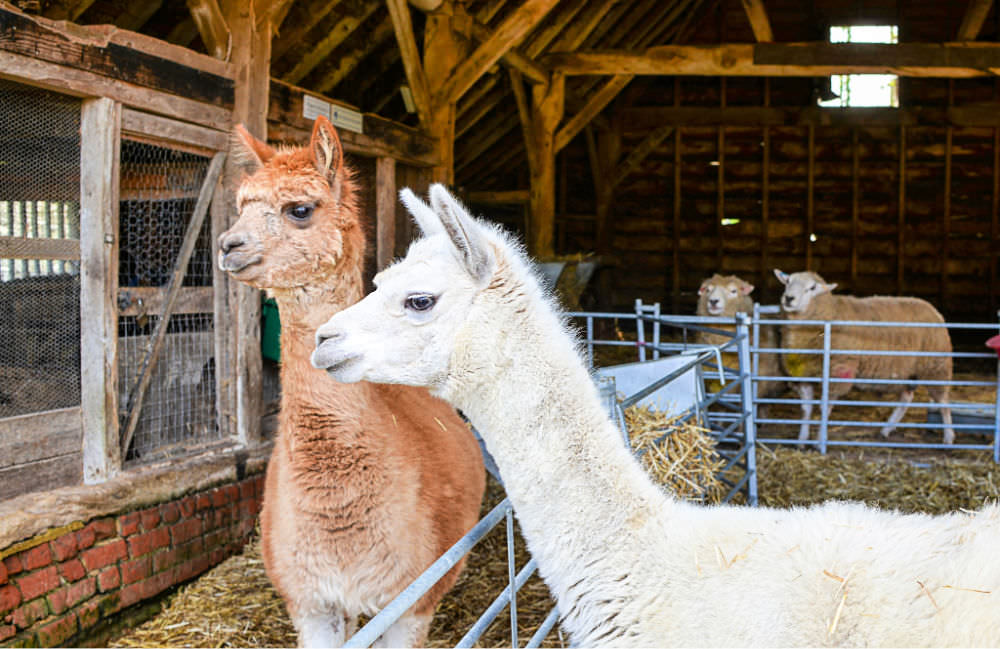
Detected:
[{"left": 311, "top": 185, "right": 1000, "bottom": 647}]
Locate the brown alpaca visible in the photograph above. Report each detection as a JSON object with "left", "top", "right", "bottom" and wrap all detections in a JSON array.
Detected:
[{"left": 218, "top": 117, "right": 485, "bottom": 647}]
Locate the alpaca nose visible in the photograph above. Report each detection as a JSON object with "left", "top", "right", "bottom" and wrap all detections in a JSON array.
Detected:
[
  {"left": 219, "top": 231, "right": 247, "bottom": 254},
  {"left": 315, "top": 326, "right": 343, "bottom": 349}
]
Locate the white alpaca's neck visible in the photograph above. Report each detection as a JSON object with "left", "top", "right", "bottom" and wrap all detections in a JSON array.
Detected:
[{"left": 444, "top": 260, "right": 672, "bottom": 640}]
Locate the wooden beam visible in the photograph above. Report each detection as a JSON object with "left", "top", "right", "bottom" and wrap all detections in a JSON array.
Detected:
[
  {"left": 613, "top": 124, "right": 673, "bottom": 188},
  {"left": 80, "top": 98, "right": 121, "bottom": 484},
  {"left": 438, "top": 0, "right": 559, "bottom": 104},
  {"left": 468, "top": 19, "right": 548, "bottom": 84},
  {"left": 528, "top": 73, "right": 564, "bottom": 257},
  {"left": 620, "top": 104, "right": 1000, "bottom": 129},
  {"left": 740, "top": 0, "right": 773, "bottom": 42},
  {"left": 466, "top": 189, "right": 530, "bottom": 204},
  {"left": 509, "top": 69, "right": 533, "bottom": 154},
  {"left": 555, "top": 75, "right": 632, "bottom": 152},
  {"left": 387, "top": 0, "right": 432, "bottom": 128},
  {"left": 0, "top": 6, "right": 234, "bottom": 107},
  {"left": 375, "top": 157, "right": 397, "bottom": 270},
  {"left": 957, "top": 0, "right": 994, "bottom": 41},
  {"left": 545, "top": 43, "right": 1000, "bottom": 77},
  {"left": 314, "top": 15, "right": 394, "bottom": 94},
  {"left": 118, "top": 286, "right": 215, "bottom": 317},
  {"left": 272, "top": 0, "right": 343, "bottom": 59},
  {"left": 282, "top": 0, "right": 379, "bottom": 84},
  {"left": 186, "top": 0, "right": 231, "bottom": 60}
]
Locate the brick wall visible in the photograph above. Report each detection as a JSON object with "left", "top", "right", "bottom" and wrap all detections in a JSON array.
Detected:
[{"left": 0, "top": 473, "right": 264, "bottom": 647}]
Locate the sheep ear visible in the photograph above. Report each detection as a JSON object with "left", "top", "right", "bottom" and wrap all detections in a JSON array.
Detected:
[
  {"left": 233, "top": 124, "right": 274, "bottom": 172},
  {"left": 429, "top": 184, "right": 494, "bottom": 285},
  {"left": 742, "top": 282, "right": 755, "bottom": 295},
  {"left": 773, "top": 269, "right": 789, "bottom": 285},
  {"left": 400, "top": 188, "right": 443, "bottom": 237},
  {"left": 823, "top": 282, "right": 838, "bottom": 293},
  {"left": 698, "top": 281, "right": 710, "bottom": 295}
]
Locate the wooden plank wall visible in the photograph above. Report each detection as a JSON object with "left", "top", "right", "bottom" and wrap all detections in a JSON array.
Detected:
[{"left": 558, "top": 73, "right": 1000, "bottom": 324}]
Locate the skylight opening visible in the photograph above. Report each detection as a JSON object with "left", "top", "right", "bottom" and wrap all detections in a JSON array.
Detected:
[{"left": 818, "top": 25, "right": 899, "bottom": 108}]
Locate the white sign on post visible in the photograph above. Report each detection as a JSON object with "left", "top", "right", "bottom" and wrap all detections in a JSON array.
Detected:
[{"left": 302, "top": 94, "right": 364, "bottom": 134}]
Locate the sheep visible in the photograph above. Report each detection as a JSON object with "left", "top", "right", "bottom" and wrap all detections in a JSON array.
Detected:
[
  {"left": 311, "top": 184, "right": 1000, "bottom": 647},
  {"left": 695, "top": 273, "right": 783, "bottom": 402},
  {"left": 774, "top": 269, "right": 956, "bottom": 444}
]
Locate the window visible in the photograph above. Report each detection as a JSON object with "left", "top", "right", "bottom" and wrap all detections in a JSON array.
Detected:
[{"left": 819, "top": 25, "right": 899, "bottom": 108}]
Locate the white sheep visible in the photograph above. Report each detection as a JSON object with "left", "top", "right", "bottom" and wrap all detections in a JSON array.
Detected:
[
  {"left": 696, "top": 273, "right": 783, "bottom": 401},
  {"left": 775, "top": 269, "right": 956, "bottom": 444},
  {"left": 312, "top": 185, "right": 1000, "bottom": 647}
]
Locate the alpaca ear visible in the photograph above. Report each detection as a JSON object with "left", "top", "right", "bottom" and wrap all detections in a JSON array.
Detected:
[
  {"left": 400, "top": 188, "right": 443, "bottom": 237},
  {"left": 823, "top": 282, "right": 838, "bottom": 293},
  {"left": 429, "top": 184, "right": 494, "bottom": 285},
  {"left": 233, "top": 124, "right": 274, "bottom": 172},
  {"left": 310, "top": 116, "right": 344, "bottom": 187},
  {"left": 741, "top": 282, "right": 755, "bottom": 295},
  {"left": 773, "top": 269, "right": 789, "bottom": 285}
]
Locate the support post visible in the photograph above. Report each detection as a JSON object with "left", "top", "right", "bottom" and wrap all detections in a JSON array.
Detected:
[
  {"left": 80, "top": 97, "right": 122, "bottom": 483},
  {"left": 376, "top": 156, "right": 397, "bottom": 270},
  {"left": 527, "top": 73, "right": 564, "bottom": 257}
]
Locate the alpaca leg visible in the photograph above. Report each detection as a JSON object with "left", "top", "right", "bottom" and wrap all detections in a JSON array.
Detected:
[
  {"left": 295, "top": 609, "right": 349, "bottom": 649},
  {"left": 373, "top": 612, "right": 432, "bottom": 648},
  {"left": 797, "top": 384, "right": 814, "bottom": 442},
  {"left": 880, "top": 390, "right": 914, "bottom": 438}
]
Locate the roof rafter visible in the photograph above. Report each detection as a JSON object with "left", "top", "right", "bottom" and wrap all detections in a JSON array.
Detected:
[
  {"left": 957, "top": 0, "right": 994, "bottom": 40},
  {"left": 740, "top": 0, "right": 774, "bottom": 42},
  {"left": 282, "top": 1, "right": 379, "bottom": 84},
  {"left": 186, "top": 0, "right": 230, "bottom": 60},
  {"left": 437, "top": 0, "right": 560, "bottom": 104},
  {"left": 314, "top": 14, "right": 395, "bottom": 93},
  {"left": 387, "top": 0, "right": 432, "bottom": 128},
  {"left": 272, "top": 0, "right": 343, "bottom": 60}
]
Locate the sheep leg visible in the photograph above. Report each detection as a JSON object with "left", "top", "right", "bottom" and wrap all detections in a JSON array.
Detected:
[
  {"left": 880, "top": 390, "right": 914, "bottom": 438},
  {"left": 374, "top": 612, "right": 432, "bottom": 648},
  {"left": 932, "top": 396, "right": 956, "bottom": 445},
  {"left": 796, "top": 384, "right": 814, "bottom": 442},
  {"left": 295, "top": 609, "right": 350, "bottom": 648}
]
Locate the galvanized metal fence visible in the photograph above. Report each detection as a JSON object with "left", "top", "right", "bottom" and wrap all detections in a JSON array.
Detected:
[{"left": 344, "top": 306, "right": 758, "bottom": 647}]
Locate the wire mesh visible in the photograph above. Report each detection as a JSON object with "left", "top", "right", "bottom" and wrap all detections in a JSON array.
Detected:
[
  {"left": 118, "top": 139, "right": 221, "bottom": 463},
  {"left": 0, "top": 78, "right": 82, "bottom": 418}
]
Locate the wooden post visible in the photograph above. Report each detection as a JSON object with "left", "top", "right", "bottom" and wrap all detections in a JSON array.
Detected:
[
  {"left": 993, "top": 128, "right": 999, "bottom": 315},
  {"left": 760, "top": 79, "right": 770, "bottom": 295},
  {"left": 424, "top": 1, "right": 464, "bottom": 184},
  {"left": 220, "top": 0, "right": 271, "bottom": 447},
  {"left": 806, "top": 124, "right": 815, "bottom": 271},
  {"left": 594, "top": 118, "right": 621, "bottom": 255},
  {"left": 942, "top": 125, "right": 952, "bottom": 308},
  {"left": 528, "top": 73, "right": 565, "bottom": 257},
  {"left": 898, "top": 125, "right": 906, "bottom": 294},
  {"left": 80, "top": 97, "right": 121, "bottom": 484},
  {"left": 375, "top": 156, "right": 397, "bottom": 270},
  {"left": 851, "top": 128, "right": 859, "bottom": 286},
  {"left": 672, "top": 78, "right": 682, "bottom": 313}
]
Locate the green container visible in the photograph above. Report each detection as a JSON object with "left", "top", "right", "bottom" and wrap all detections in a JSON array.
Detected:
[{"left": 261, "top": 298, "right": 281, "bottom": 362}]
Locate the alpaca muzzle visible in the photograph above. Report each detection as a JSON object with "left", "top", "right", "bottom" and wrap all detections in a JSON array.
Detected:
[{"left": 217, "top": 231, "right": 262, "bottom": 273}]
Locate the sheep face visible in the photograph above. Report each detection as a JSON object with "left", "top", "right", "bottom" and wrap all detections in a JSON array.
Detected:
[
  {"left": 698, "top": 274, "right": 754, "bottom": 316},
  {"left": 312, "top": 185, "right": 495, "bottom": 394},
  {"left": 774, "top": 269, "right": 838, "bottom": 314}
]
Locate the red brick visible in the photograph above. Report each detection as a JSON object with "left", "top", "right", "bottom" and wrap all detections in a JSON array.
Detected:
[
  {"left": 11, "top": 598, "right": 47, "bottom": 629},
  {"left": 80, "top": 539, "right": 127, "bottom": 572},
  {"left": 22, "top": 545, "right": 52, "bottom": 571},
  {"left": 121, "top": 557, "right": 151, "bottom": 586},
  {"left": 223, "top": 485, "right": 240, "bottom": 503},
  {"left": 179, "top": 496, "right": 196, "bottom": 518},
  {"left": 87, "top": 518, "right": 116, "bottom": 542},
  {"left": 50, "top": 534, "right": 78, "bottom": 562},
  {"left": 197, "top": 493, "right": 213, "bottom": 511},
  {"left": 3, "top": 555, "right": 22, "bottom": 577},
  {"left": 129, "top": 528, "right": 170, "bottom": 559},
  {"left": 239, "top": 480, "right": 254, "bottom": 500},
  {"left": 203, "top": 529, "right": 226, "bottom": 552},
  {"left": 0, "top": 558, "right": 7, "bottom": 585},
  {"left": 139, "top": 508, "right": 160, "bottom": 531},
  {"left": 117, "top": 582, "right": 143, "bottom": 610},
  {"left": 97, "top": 567, "right": 120, "bottom": 593},
  {"left": 65, "top": 576, "right": 96, "bottom": 608},
  {"left": 0, "top": 584, "right": 21, "bottom": 615},
  {"left": 159, "top": 502, "right": 180, "bottom": 525},
  {"left": 210, "top": 489, "right": 227, "bottom": 508},
  {"left": 58, "top": 558, "right": 86, "bottom": 583},
  {"left": 35, "top": 611, "right": 78, "bottom": 647},
  {"left": 76, "top": 593, "right": 116, "bottom": 631},
  {"left": 16, "top": 566, "right": 59, "bottom": 601},
  {"left": 170, "top": 519, "right": 202, "bottom": 545},
  {"left": 75, "top": 525, "right": 96, "bottom": 550},
  {"left": 46, "top": 586, "right": 69, "bottom": 615},
  {"left": 0, "top": 624, "right": 14, "bottom": 641},
  {"left": 117, "top": 512, "right": 141, "bottom": 537}
]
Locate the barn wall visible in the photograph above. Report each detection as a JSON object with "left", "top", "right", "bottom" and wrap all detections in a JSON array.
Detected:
[
  {"left": 0, "top": 473, "right": 263, "bottom": 647},
  {"left": 555, "top": 0, "right": 1000, "bottom": 324}
]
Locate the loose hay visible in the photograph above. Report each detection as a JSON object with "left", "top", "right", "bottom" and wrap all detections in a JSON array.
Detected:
[{"left": 107, "top": 417, "right": 998, "bottom": 648}]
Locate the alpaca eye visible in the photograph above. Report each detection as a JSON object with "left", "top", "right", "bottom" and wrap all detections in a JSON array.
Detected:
[
  {"left": 810, "top": 284, "right": 817, "bottom": 291},
  {"left": 405, "top": 294, "right": 436, "bottom": 312},
  {"left": 287, "top": 204, "right": 314, "bottom": 223}
]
